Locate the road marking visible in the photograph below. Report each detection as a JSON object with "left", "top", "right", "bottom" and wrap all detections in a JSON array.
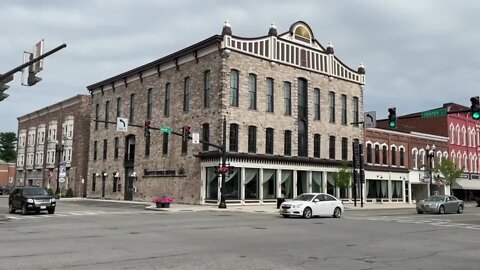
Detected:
[
  {"left": 348, "top": 215, "right": 480, "bottom": 231},
  {"left": 4, "top": 210, "right": 150, "bottom": 221}
]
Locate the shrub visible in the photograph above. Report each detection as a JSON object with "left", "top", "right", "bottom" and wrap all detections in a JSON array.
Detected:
[
  {"left": 47, "top": 188, "right": 54, "bottom": 196},
  {"left": 65, "top": 188, "right": 74, "bottom": 198}
]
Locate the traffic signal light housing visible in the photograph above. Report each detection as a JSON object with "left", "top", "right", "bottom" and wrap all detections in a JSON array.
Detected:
[
  {"left": 183, "top": 126, "right": 191, "bottom": 142},
  {"left": 26, "top": 53, "right": 42, "bottom": 86},
  {"left": 0, "top": 74, "right": 14, "bottom": 101},
  {"left": 144, "top": 120, "right": 152, "bottom": 138},
  {"left": 470, "top": 96, "right": 480, "bottom": 120},
  {"left": 388, "top": 107, "right": 397, "bottom": 128}
]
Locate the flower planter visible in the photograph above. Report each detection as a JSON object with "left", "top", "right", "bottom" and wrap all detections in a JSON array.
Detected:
[
  {"left": 161, "top": 202, "right": 170, "bottom": 208},
  {"left": 156, "top": 202, "right": 162, "bottom": 208}
]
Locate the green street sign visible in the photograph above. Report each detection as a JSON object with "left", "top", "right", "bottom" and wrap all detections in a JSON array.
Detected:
[
  {"left": 421, "top": 109, "right": 447, "bottom": 118},
  {"left": 160, "top": 126, "right": 173, "bottom": 133}
]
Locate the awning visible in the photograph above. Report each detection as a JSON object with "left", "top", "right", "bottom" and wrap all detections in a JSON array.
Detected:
[{"left": 454, "top": 179, "right": 480, "bottom": 190}]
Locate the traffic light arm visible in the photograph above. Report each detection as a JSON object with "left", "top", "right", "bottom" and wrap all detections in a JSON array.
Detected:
[{"left": 0, "top": 43, "right": 67, "bottom": 81}]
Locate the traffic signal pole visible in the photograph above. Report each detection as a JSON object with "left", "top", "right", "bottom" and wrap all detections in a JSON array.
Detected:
[{"left": 0, "top": 43, "right": 67, "bottom": 81}]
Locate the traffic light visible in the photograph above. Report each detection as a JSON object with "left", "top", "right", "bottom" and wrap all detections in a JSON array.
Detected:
[
  {"left": 470, "top": 96, "right": 480, "bottom": 120},
  {"left": 388, "top": 107, "right": 397, "bottom": 128},
  {"left": 182, "top": 126, "right": 191, "bottom": 142},
  {"left": 0, "top": 74, "right": 14, "bottom": 101},
  {"left": 144, "top": 120, "right": 152, "bottom": 138},
  {"left": 26, "top": 54, "right": 42, "bottom": 86}
]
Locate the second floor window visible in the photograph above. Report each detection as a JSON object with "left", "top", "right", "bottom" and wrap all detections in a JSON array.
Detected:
[
  {"left": 375, "top": 145, "right": 380, "bottom": 164},
  {"left": 391, "top": 147, "right": 397, "bottom": 166},
  {"left": 229, "top": 124, "right": 239, "bottom": 152},
  {"left": 382, "top": 145, "right": 388, "bottom": 165},
  {"left": 314, "top": 134, "right": 321, "bottom": 158},
  {"left": 116, "top": 97, "right": 121, "bottom": 117},
  {"left": 95, "top": 104, "right": 99, "bottom": 130},
  {"left": 202, "top": 123, "right": 210, "bottom": 152},
  {"left": 341, "top": 137, "right": 348, "bottom": 160},
  {"left": 367, "top": 144, "right": 372, "bottom": 163},
  {"left": 284, "top": 130, "right": 292, "bottom": 156},
  {"left": 329, "top": 136, "right": 335, "bottom": 159},
  {"left": 183, "top": 77, "right": 191, "bottom": 112},
  {"left": 164, "top": 83, "right": 170, "bottom": 116},
  {"left": 93, "top": 141, "right": 98, "bottom": 161},
  {"left": 400, "top": 148, "right": 405, "bottom": 166},
  {"left": 266, "top": 128, "right": 274, "bottom": 154},
  {"left": 162, "top": 133, "right": 169, "bottom": 155},
  {"left": 353, "top": 97, "right": 359, "bottom": 127},
  {"left": 266, "top": 78, "right": 274, "bottom": 112},
  {"left": 248, "top": 74, "right": 257, "bottom": 110},
  {"left": 230, "top": 70, "right": 239, "bottom": 107},
  {"left": 103, "top": 139, "right": 108, "bottom": 160},
  {"left": 248, "top": 126, "right": 257, "bottom": 153}
]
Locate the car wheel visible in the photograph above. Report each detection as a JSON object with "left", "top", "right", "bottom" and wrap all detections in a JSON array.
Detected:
[
  {"left": 457, "top": 205, "right": 463, "bottom": 214},
  {"left": 282, "top": 214, "right": 290, "bottom": 218},
  {"left": 48, "top": 207, "right": 55, "bottom": 214},
  {"left": 8, "top": 203, "right": 15, "bottom": 214},
  {"left": 417, "top": 210, "right": 423, "bottom": 214},
  {"left": 21, "top": 204, "right": 28, "bottom": 215},
  {"left": 333, "top": 207, "right": 342, "bottom": 218},
  {"left": 303, "top": 207, "right": 312, "bottom": 219},
  {"left": 439, "top": 205, "right": 445, "bottom": 215}
]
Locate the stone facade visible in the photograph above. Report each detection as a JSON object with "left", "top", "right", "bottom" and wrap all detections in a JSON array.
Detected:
[
  {"left": 86, "top": 21, "right": 366, "bottom": 204},
  {"left": 16, "top": 95, "right": 91, "bottom": 197}
]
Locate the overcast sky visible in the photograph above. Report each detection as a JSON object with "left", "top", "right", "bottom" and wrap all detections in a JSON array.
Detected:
[{"left": 1, "top": 0, "right": 480, "bottom": 133}]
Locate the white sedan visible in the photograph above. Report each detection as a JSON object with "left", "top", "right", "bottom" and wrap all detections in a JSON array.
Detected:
[{"left": 279, "top": 193, "right": 344, "bottom": 219}]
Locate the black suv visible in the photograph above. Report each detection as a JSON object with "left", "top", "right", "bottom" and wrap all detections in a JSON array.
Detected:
[{"left": 8, "top": 186, "right": 56, "bottom": 215}]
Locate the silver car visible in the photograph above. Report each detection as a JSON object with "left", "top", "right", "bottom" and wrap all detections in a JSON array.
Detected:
[{"left": 416, "top": 195, "right": 464, "bottom": 214}]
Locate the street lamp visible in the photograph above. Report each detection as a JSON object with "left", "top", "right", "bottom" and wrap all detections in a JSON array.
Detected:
[
  {"left": 55, "top": 140, "right": 65, "bottom": 199},
  {"left": 426, "top": 145, "right": 436, "bottom": 196}
]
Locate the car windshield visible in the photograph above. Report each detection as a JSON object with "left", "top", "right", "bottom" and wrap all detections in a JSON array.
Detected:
[
  {"left": 294, "top": 194, "right": 315, "bottom": 201},
  {"left": 23, "top": 188, "right": 48, "bottom": 196},
  {"left": 425, "top": 196, "right": 445, "bottom": 202}
]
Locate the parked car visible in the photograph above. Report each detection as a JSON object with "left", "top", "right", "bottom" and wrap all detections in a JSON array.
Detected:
[
  {"left": 8, "top": 186, "right": 56, "bottom": 215},
  {"left": 416, "top": 195, "right": 464, "bottom": 214},
  {"left": 279, "top": 193, "right": 344, "bottom": 219},
  {"left": 0, "top": 186, "right": 10, "bottom": 195}
]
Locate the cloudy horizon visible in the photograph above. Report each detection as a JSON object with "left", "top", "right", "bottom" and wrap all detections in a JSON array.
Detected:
[{"left": 1, "top": 0, "right": 480, "bottom": 133}]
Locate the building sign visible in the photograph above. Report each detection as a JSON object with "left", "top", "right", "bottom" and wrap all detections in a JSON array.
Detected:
[{"left": 143, "top": 169, "right": 176, "bottom": 177}]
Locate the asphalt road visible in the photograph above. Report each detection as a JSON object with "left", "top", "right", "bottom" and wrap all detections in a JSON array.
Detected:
[{"left": 1, "top": 196, "right": 479, "bottom": 270}]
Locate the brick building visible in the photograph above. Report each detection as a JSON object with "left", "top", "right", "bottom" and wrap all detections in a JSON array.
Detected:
[
  {"left": 86, "top": 21, "right": 366, "bottom": 205},
  {"left": 364, "top": 128, "right": 448, "bottom": 204},
  {"left": 0, "top": 159, "right": 15, "bottom": 188},
  {"left": 16, "top": 95, "right": 92, "bottom": 197},
  {"left": 377, "top": 103, "right": 480, "bottom": 201}
]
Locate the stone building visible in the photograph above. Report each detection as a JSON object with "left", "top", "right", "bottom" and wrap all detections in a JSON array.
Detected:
[
  {"left": 16, "top": 95, "right": 92, "bottom": 197},
  {"left": 86, "top": 21, "right": 366, "bottom": 205},
  {"left": 364, "top": 128, "right": 448, "bottom": 204}
]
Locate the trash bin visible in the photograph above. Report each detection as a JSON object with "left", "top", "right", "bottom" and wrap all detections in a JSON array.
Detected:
[{"left": 276, "top": 197, "right": 285, "bottom": 209}]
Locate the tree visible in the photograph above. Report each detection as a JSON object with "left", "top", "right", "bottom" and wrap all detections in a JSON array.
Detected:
[
  {"left": 435, "top": 158, "right": 463, "bottom": 194},
  {"left": 0, "top": 132, "right": 17, "bottom": 162},
  {"left": 333, "top": 161, "right": 352, "bottom": 198}
]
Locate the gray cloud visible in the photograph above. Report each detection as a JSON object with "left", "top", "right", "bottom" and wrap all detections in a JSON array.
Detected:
[{"left": 2, "top": 0, "right": 480, "bottom": 132}]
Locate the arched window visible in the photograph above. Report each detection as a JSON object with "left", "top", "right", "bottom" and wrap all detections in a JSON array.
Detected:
[
  {"left": 450, "top": 125, "right": 455, "bottom": 144},
  {"left": 462, "top": 127, "right": 467, "bottom": 146},
  {"left": 456, "top": 126, "right": 461, "bottom": 145}
]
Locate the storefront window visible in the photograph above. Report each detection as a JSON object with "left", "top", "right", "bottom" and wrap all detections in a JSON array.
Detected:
[
  {"left": 281, "top": 170, "right": 293, "bottom": 199},
  {"left": 297, "top": 171, "right": 308, "bottom": 195},
  {"left": 367, "top": 180, "right": 389, "bottom": 199},
  {"left": 392, "top": 180, "right": 403, "bottom": 198},
  {"left": 262, "top": 169, "right": 276, "bottom": 199},
  {"left": 245, "top": 168, "right": 259, "bottom": 199},
  {"left": 206, "top": 167, "right": 218, "bottom": 200},
  {"left": 225, "top": 167, "right": 240, "bottom": 199},
  {"left": 312, "top": 172, "right": 323, "bottom": 193}
]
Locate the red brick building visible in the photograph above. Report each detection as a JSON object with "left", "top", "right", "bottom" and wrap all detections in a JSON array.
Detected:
[
  {"left": 0, "top": 159, "right": 16, "bottom": 188},
  {"left": 16, "top": 95, "right": 91, "bottom": 197},
  {"left": 377, "top": 103, "right": 480, "bottom": 201}
]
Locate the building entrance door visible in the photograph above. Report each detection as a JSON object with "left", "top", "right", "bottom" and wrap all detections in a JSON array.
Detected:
[
  {"left": 124, "top": 169, "right": 134, "bottom": 201},
  {"left": 101, "top": 174, "right": 106, "bottom": 198}
]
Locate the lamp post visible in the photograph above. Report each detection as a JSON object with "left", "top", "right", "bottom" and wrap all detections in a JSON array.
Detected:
[
  {"left": 426, "top": 145, "right": 436, "bottom": 196},
  {"left": 55, "top": 140, "right": 65, "bottom": 199}
]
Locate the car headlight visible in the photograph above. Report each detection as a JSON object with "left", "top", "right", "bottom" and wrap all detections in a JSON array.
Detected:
[
  {"left": 292, "top": 204, "right": 303, "bottom": 208},
  {"left": 430, "top": 203, "right": 438, "bottom": 207},
  {"left": 51, "top": 198, "right": 56, "bottom": 203},
  {"left": 27, "top": 198, "right": 34, "bottom": 203}
]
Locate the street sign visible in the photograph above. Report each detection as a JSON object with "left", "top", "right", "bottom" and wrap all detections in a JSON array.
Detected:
[
  {"left": 59, "top": 163, "right": 66, "bottom": 178},
  {"left": 59, "top": 177, "right": 66, "bottom": 183},
  {"left": 192, "top": 132, "right": 200, "bottom": 144},
  {"left": 160, "top": 126, "right": 173, "bottom": 133},
  {"left": 116, "top": 117, "right": 128, "bottom": 132},
  {"left": 421, "top": 109, "right": 447, "bottom": 118},
  {"left": 364, "top": 111, "right": 376, "bottom": 128}
]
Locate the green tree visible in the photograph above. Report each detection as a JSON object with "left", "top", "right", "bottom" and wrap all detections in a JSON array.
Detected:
[
  {"left": 0, "top": 132, "right": 17, "bottom": 162},
  {"left": 333, "top": 161, "right": 352, "bottom": 198},
  {"left": 435, "top": 158, "right": 463, "bottom": 194}
]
